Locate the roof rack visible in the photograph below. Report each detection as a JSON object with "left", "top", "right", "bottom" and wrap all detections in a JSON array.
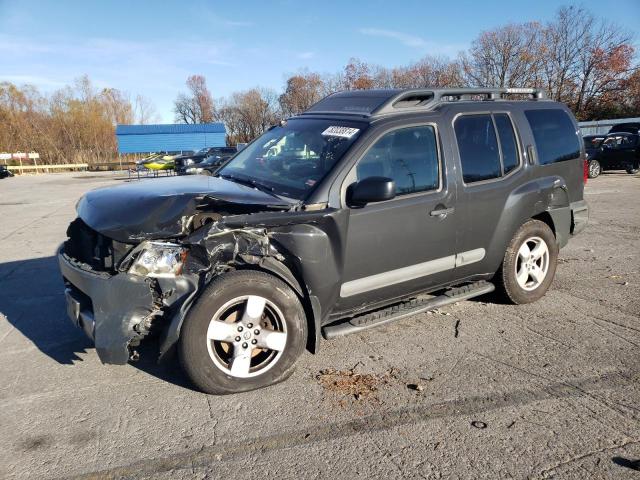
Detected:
[{"left": 300, "top": 87, "right": 547, "bottom": 118}]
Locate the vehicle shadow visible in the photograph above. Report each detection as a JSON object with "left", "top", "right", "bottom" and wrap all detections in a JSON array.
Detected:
[
  {"left": 0, "top": 255, "right": 91, "bottom": 364},
  {"left": 0, "top": 254, "right": 194, "bottom": 390},
  {"left": 611, "top": 457, "right": 640, "bottom": 471}
]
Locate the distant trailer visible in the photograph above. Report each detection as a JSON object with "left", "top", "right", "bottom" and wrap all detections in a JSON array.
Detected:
[{"left": 116, "top": 123, "right": 227, "bottom": 154}]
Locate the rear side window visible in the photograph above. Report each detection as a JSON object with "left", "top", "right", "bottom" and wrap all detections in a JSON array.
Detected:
[
  {"left": 356, "top": 125, "right": 439, "bottom": 195},
  {"left": 494, "top": 114, "right": 519, "bottom": 174},
  {"left": 525, "top": 109, "right": 580, "bottom": 164},
  {"left": 454, "top": 115, "right": 502, "bottom": 183}
]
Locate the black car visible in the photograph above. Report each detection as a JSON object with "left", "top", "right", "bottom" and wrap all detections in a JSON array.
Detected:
[
  {"left": 0, "top": 165, "right": 14, "bottom": 179},
  {"left": 609, "top": 122, "right": 640, "bottom": 135},
  {"left": 59, "top": 87, "right": 588, "bottom": 394},
  {"left": 199, "top": 148, "right": 238, "bottom": 175},
  {"left": 585, "top": 130, "right": 640, "bottom": 178},
  {"left": 583, "top": 134, "right": 604, "bottom": 156},
  {"left": 175, "top": 147, "right": 237, "bottom": 175}
]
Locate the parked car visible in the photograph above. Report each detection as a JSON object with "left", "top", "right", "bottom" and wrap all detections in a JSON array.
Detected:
[
  {"left": 585, "top": 131, "right": 640, "bottom": 178},
  {"left": 174, "top": 148, "right": 216, "bottom": 175},
  {"left": 177, "top": 147, "right": 238, "bottom": 175},
  {"left": 0, "top": 165, "right": 14, "bottom": 179},
  {"left": 583, "top": 135, "right": 604, "bottom": 155},
  {"left": 194, "top": 148, "right": 238, "bottom": 175},
  {"left": 59, "top": 87, "right": 588, "bottom": 394}
]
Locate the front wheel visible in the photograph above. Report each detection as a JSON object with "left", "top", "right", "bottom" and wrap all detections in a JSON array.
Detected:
[
  {"left": 495, "top": 219, "right": 559, "bottom": 304},
  {"left": 588, "top": 159, "right": 601, "bottom": 178},
  {"left": 179, "top": 270, "right": 307, "bottom": 394}
]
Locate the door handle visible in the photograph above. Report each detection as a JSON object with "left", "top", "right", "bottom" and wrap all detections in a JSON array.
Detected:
[
  {"left": 430, "top": 207, "right": 455, "bottom": 217},
  {"left": 526, "top": 145, "right": 536, "bottom": 165}
]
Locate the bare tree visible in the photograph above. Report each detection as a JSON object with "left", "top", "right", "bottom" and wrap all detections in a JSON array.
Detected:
[
  {"left": 101, "top": 88, "right": 134, "bottom": 125},
  {"left": 460, "top": 23, "right": 543, "bottom": 88},
  {"left": 279, "top": 71, "right": 325, "bottom": 116},
  {"left": 341, "top": 58, "right": 375, "bottom": 90},
  {"left": 134, "top": 94, "right": 160, "bottom": 124},
  {"left": 383, "top": 56, "right": 463, "bottom": 88},
  {"left": 174, "top": 75, "right": 215, "bottom": 124},
  {"left": 216, "top": 88, "right": 281, "bottom": 144}
]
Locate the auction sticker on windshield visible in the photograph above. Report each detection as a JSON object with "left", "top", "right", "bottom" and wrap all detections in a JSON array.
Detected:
[{"left": 321, "top": 126, "right": 360, "bottom": 139}]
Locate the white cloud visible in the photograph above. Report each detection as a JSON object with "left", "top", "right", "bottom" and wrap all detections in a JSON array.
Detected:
[
  {"left": 358, "top": 28, "right": 466, "bottom": 57},
  {"left": 224, "top": 20, "right": 254, "bottom": 27},
  {"left": 359, "top": 28, "right": 428, "bottom": 48},
  {"left": 297, "top": 51, "right": 315, "bottom": 60}
]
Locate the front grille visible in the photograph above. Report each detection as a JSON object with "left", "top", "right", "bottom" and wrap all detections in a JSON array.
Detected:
[{"left": 64, "top": 218, "right": 123, "bottom": 272}]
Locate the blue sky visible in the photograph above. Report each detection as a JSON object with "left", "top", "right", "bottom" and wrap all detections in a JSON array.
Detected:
[{"left": 1, "top": 0, "right": 639, "bottom": 122}]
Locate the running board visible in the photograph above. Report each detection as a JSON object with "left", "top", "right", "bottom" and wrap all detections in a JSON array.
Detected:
[{"left": 322, "top": 281, "right": 495, "bottom": 339}]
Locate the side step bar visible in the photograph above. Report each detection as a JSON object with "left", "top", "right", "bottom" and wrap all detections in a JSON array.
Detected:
[{"left": 322, "top": 281, "right": 495, "bottom": 339}]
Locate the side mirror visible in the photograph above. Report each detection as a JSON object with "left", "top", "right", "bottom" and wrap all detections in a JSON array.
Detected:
[{"left": 348, "top": 176, "right": 395, "bottom": 207}]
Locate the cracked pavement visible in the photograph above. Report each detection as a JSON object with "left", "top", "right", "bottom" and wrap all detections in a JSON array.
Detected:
[{"left": 0, "top": 171, "right": 639, "bottom": 479}]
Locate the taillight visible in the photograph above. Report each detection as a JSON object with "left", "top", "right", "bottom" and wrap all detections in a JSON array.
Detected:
[{"left": 583, "top": 158, "right": 588, "bottom": 184}]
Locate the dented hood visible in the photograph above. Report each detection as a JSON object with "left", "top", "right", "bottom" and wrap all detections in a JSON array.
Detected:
[{"left": 77, "top": 175, "right": 295, "bottom": 243}]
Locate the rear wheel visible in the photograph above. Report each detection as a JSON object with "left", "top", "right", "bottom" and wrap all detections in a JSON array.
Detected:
[
  {"left": 588, "top": 159, "right": 601, "bottom": 178},
  {"left": 179, "top": 270, "right": 307, "bottom": 394},
  {"left": 495, "top": 220, "right": 558, "bottom": 304}
]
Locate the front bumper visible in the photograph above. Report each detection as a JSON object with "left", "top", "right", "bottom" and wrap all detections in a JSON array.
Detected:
[
  {"left": 58, "top": 250, "right": 197, "bottom": 364},
  {"left": 570, "top": 200, "right": 589, "bottom": 236}
]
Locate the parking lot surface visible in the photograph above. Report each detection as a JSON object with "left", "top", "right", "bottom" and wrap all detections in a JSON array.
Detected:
[{"left": 0, "top": 171, "right": 639, "bottom": 479}]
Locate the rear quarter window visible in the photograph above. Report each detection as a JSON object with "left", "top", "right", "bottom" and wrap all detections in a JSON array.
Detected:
[{"left": 525, "top": 109, "right": 581, "bottom": 165}]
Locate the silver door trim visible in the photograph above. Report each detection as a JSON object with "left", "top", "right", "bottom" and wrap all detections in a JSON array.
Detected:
[
  {"left": 455, "top": 247, "right": 486, "bottom": 267},
  {"left": 340, "top": 248, "right": 486, "bottom": 298}
]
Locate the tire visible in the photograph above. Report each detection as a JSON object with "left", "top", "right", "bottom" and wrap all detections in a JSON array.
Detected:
[
  {"left": 588, "top": 159, "right": 601, "bottom": 178},
  {"left": 495, "top": 219, "right": 558, "bottom": 304},
  {"left": 179, "top": 270, "right": 307, "bottom": 394}
]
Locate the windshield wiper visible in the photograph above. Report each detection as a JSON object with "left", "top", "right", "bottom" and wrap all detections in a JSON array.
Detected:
[{"left": 218, "top": 173, "right": 282, "bottom": 198}]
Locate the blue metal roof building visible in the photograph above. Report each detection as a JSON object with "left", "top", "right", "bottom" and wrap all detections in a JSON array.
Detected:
[{"left": 115, "top": 123, "right": 226, "bottom": 153}]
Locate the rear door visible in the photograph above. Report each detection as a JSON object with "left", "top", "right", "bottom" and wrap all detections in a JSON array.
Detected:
[
  {"left": 335, "top": 122, "right": 459, "bottom": 310},
  {"left": 449, "top": 109, "right": 527, "bottom": 278}
]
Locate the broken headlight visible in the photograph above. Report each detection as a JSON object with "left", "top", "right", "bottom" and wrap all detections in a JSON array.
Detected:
[{"left": 129, "top": 242, "right": 188, "bottom": 277}]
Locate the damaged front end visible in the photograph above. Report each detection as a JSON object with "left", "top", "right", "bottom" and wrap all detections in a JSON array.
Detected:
[
  {"left": 59, "top": 188, "right": 323, "bottom": 365},
  {"left": 59, "top": 223, "right": 204, "bottom": 364},
  {"left": 59, "top": 169, "right": 347, "bottom": 365}
]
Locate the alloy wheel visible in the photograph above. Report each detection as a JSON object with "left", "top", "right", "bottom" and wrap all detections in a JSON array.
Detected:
[
  {"left": 205, "top": 295, "right": 287, "bottom": 378},
  {"left": 515, "top": 236, "right": 550, "bottom": 291}
]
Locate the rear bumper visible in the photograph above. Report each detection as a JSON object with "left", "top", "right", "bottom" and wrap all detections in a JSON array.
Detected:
[
  {"left": 58, "top": 249, "right": 197, "bottom": 364},
  {"left": 570, "top": 200, "right": 589, "bottom": 236}
]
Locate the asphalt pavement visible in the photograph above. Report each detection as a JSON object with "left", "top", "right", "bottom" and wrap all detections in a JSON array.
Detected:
[{"left": 0, "top": 171, "right": 639, "bottom": 479}]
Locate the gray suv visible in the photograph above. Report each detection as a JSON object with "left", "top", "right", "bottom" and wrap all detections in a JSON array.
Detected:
[{"left": 59, "top": 88, "right": 589, "bottom": 394}]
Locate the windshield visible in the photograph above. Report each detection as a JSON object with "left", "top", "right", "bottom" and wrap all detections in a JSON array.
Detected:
[{"left": 217, "top": 118, "right": 366, "bottom": 199}]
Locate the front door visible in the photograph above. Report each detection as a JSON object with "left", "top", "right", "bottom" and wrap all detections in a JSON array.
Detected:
[{"left": 336, "top": 124, "right": 458, "bottom": 311}]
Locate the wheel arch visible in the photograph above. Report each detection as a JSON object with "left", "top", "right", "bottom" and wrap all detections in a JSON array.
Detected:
[
  {"left": 158, "top": 259, "right": 322, "bottom": 363},
  {"left": 237, "top": 258, "right": 321, "bottom": 355},
  {"left": 531, "top": 211, "right": 556, "bottom": 237}
]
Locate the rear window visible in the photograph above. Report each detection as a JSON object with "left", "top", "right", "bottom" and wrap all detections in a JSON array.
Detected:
[
  {"left": 494, "top": 114, "right": 519, "bottom": 174},
  {"left": 525, "top": 109, "right": 581, "bottom": 165}
]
